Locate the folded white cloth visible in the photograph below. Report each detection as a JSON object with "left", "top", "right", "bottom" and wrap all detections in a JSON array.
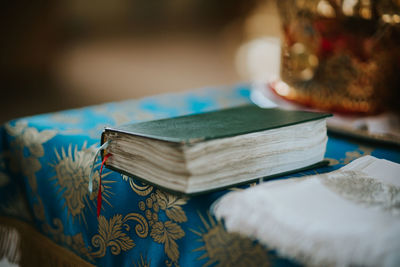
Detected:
[{"left": 213, "top": 156, "right": 400, "bottom": 267}]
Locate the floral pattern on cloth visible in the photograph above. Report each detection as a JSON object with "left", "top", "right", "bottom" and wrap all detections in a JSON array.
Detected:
[{"left": 0, "top": 84, "right": 399, "bottom": 266}]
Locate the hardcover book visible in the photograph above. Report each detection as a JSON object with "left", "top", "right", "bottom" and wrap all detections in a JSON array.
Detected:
[{"left": 101, "top": 104, "right": 331, "bottom": 194}]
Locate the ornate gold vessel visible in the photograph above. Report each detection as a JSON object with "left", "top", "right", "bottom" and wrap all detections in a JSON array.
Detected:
[{"left": 274, "top": 0, "right": 400, "bottom": 114}]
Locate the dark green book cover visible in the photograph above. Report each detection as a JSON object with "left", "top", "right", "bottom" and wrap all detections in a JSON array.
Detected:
[{"left": 102, "top": 104, "right": 331, "bottom": 144}]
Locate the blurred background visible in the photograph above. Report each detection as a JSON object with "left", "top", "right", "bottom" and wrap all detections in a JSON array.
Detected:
[{"left": 0, "top": 0, "right": 281, "bottom": 123}]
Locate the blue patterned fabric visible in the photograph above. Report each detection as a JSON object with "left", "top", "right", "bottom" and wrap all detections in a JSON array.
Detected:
[{"left": 0, "top": 84, "right": 399, "bottom": 266}]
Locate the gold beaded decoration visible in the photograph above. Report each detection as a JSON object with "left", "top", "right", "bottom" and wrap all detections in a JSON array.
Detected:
[{"left": 276, "top": 0, "right": 400, "bottom": 114}]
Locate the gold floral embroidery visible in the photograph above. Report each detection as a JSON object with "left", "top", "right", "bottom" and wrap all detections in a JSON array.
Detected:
[
  {"left": 51, "top": 113, "right": 82, "bottom": 124},
  {"left": 91, "top": 213, "right": 148, "bottom": 258},
  {"left": 153, "top": 190, "right": 187, "bottom": 223},
  {"left": 4, "top": 121, "right": 57, "bottom": 222},
  {"left": 133, "top": 254, "right": 151, "bottom": 267},
  {"left": 326, "top": 158, "right": 340, "bottom": 166},
  {"left": 50, "top": 142, "right": 115, "bottom": 224},
  {"left": 109, "top": 111, "right": 131, "bottom": 126},
  {"left": 92, "top": 103, "right": 155, "bottom": 126},
  {"left": 23, "top": 158, "right": 41, "bottom": 192},
  {"left": 123, "top": 175, "right": 189, "bottom": 265},
  {"left": 6, "top": 121, "right": 57, "bottom": 158},
  {"left": 5, "top": 120, "right": 56, "bottom": 176},
  {"left": 343, "top": 146, "right": 373, "bottom": 164},
  {"left": 192, "top": 211, "right": 271, "bottom": 267},
  {"left": 87, "top": 124, "right": 108, "bottom": 139},
  {"left": 50, "top": 113, "right": 85, "bottom": 136},
  {"left": 138, "top": 189, "right": 188, "bottom": 266},
  {"left": 87, "top": 108, "right": 156, "bottom": 138},
  {"left": 151, "top": 221, "right": 185, "bottom": 264},
  {"left": 326, "top": 145, "right": 373, "bottom": 166},
  {"left": 60, "top": 128, "right": 85, "bottom": 135},
  {"left": 320, "top": 170, "right": 400, "bottom": 212},
  {"left": 122, "top": 175, "right": 153, "bottom": 196}
]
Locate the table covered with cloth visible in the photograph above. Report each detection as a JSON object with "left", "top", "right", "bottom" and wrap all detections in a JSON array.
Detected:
[{"left": 0, "top": 84, "right": 399, "bottom": 266}]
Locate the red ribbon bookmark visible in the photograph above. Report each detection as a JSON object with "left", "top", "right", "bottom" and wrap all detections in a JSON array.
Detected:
[{"left": 97, "top": 153, "right": 112, "bottom": 218}]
